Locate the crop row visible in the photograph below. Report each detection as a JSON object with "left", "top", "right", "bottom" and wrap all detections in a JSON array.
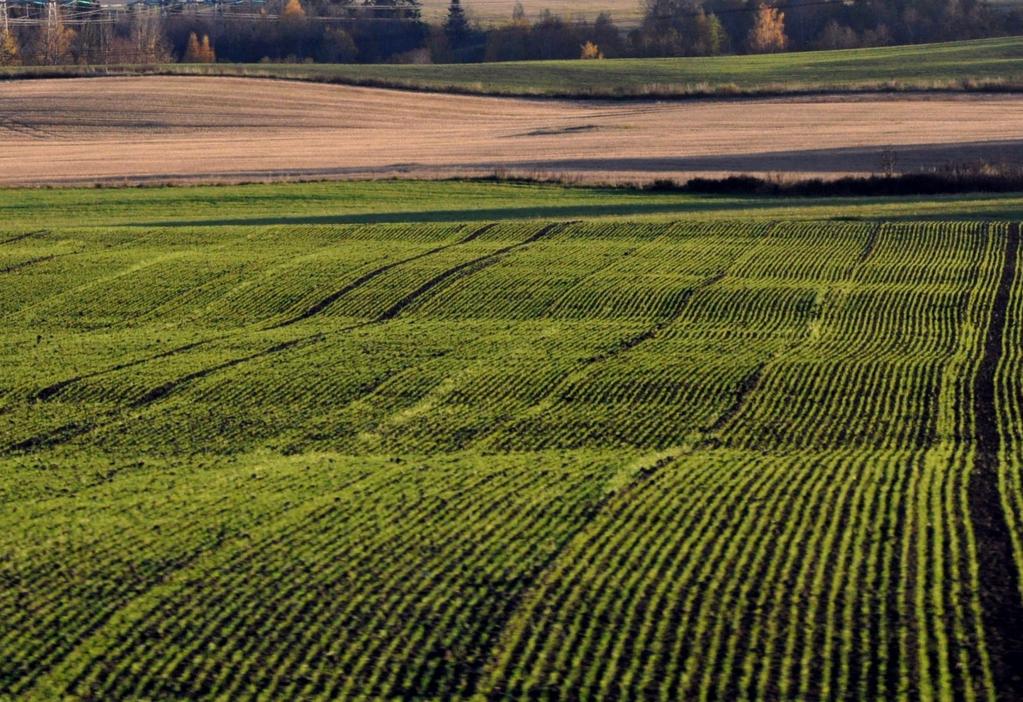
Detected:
[{"left": 2, "top": 220, "right": 1005, "bottom": 459}]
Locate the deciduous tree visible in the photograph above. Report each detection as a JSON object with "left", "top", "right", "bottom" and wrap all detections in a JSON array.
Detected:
[
  {"left": 282, "top": 0, "right": 306, "bottom": 20},
  {"left": 580, "top": 41, "right": 603, "bottom": 59},
  {"left": 183, "top": 31, "right": 202, "bottom": 61},
  {"left": 317, "top": 26, "right": 357, "bottom": 62},
  {"left": 0, "top": 28, "right": 20, "bottom": 66},
  {"left": 131, "top": 7, "right": 171, "bottom": 62},
  {"left": 38, "top": 2, "right": 76, "bottom": 65},
  {"left": 200, "top": 34, "right": 215, "bottom": 62},
  {"left": 815, "top": 20, "right": 859, "bottom": 50},
  {"left": 747, "top": 3, "right": 787, "bottom": 53}
]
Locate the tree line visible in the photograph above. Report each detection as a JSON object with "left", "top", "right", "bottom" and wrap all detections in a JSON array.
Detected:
[{"left": 1, "top": 0, "right": 1020, "bottom": 67}]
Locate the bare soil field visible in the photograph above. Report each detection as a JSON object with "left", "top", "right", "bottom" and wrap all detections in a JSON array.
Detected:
[{"left": 1, "top": 76, "right": 1022, "bottom": 187}]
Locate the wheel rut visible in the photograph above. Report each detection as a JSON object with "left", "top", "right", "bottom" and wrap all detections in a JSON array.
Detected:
[
  {"left": 0, "top": 230, "right": 48, "bottom": 246},
  {"left": 970, "top": 222, "right": 1023, "bottom": 700},
  {"left": 12, "top": 222, "right": 563, "bottom": 455},
  {"left": 377, "top": 222, "right": 566, "bottom": 322},
  {"left": 271, "top": 223, "right": 498, "bottom": 329}
]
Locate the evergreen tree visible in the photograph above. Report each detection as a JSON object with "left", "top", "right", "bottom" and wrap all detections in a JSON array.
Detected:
[{"left": 443, "top": 0, "right": 469, "bottom": 51}]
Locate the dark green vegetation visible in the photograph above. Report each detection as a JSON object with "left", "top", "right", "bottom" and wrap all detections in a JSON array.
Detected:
[
  {"left": 4, "top": 36, "right": 1023, "bottom": 97},
  {"left": 3, "top": 181, "right": 1023, "bottom": 699},
  {"left": 7, "top": 179, "right": 1023, "bottom": 230}
]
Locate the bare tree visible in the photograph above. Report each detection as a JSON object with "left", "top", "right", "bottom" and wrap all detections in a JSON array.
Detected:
[
  {"left": 131, "top": 7, "right": 171, "bottom": 63},
  {"left": 0, "top": 1, "right": 20, "bottom": 67},
  {"left": 879, "top": 146, "right": 899, "bottom": 178},
  {"left": 38, "top": 1, "right": 75, "bottom": 65}
]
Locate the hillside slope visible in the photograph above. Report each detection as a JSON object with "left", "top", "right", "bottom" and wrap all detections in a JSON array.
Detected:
[
  {"left": 3, "top": 76, "right": 1023, "bottom": 186},
  {"left": 3, "top": 217, "right": 1023, "bottom": 700},
  {"left": 6, "top": 36, "right": 1022, "bottom": 98}
]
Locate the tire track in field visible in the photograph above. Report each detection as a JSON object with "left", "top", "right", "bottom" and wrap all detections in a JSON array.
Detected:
[
  {"left": 858, "top": 222, "right": 884, "bottom": 264},
  {"left": 18, "top": 465, "right": 382, "bottom": 699},
  {"left": 580, "top": 271, "right": 726, "bottom": 364},
  {"left": 270, "top": 223, "right": 498, "bottom": 329},
  {"left": 11, "top": 222, "right": 562, "bottom": 455},
  {"left": 127, "top": 334, "right": 324, "bottom": 409},
  {"left": 0, "top": 255, "right": 60, "bottom": 274},
  {"left": 970, "top": 222, "right": 1023, "bottom": 701},
  {"left": 699, "top": 362, "right": 766, "bottom": 439},
  {"left": 32, "top": 336, "right": 232, "bottom": 402},
  {"left": 481, "top": 449, "right": 688, "bottom": 700},
  {"left": 32, "top": 224, "right": 492, "bottom": 400},
  {"left": 478, "top": 222, "right": 783, "bottom": 451},
  {"left": 375, "top": 222, "right": 567, "bottom": 321},
  {"left": 708, "top": 231, "right": 876, "bottom": 700},
  {"left": 0, "top": 230, "right": 48, "bottom": 246},
  {"left": 128, "top": 221, "right": 562, "bottom": 409},
  {"left": 0, "top": 117, "right": 59, "bottom": 141},
  {"left": 1, "top": 249, "right": 83, "bottom": 275},
  {"left": 6, "top": 334, "right": 324, "bottom": 454}
]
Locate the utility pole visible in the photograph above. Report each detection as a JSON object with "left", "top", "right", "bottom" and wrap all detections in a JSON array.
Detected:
[{"left": 47, "top": 0, "right": 58, "bottom": 36}]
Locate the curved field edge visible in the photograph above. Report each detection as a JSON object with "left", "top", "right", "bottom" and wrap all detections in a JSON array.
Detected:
[{"left": 3, "top": 36, "right": 1023, "bottom": 98}]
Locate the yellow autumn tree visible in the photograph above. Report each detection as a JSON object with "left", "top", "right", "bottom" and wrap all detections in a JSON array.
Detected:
[
  {"left": 580, "top": 41, "right": 604, "bottom": 60},
  {"left": 0, "top": 28, "right": 20, "bottom": 66},
  {"left": 747, "top": 3, "right": 788, "bottom": 54},
  {"left": 184, "top": 32, "right": 215, "bottom": 63},
  {"left": 183, "top": 32, "right": 202, "bottom": 62},
  {"left": 200, "top": 34, "right": 215, "bottom": 63},
  {"left": 281, "top": 0, "right": 306, "bottom": 20}
]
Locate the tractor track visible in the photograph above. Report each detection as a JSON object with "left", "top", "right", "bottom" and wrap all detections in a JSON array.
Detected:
[
  {"left": 970, "top": 222, "right": 1023, "bottom": 700},
  {"left": 271, "top": 223, "right": 498, "bottom": 329}
]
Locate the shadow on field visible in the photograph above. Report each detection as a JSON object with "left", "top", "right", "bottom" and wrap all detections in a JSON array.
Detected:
[
  {"left": 140, "top": 194, "right": 1023, "bottom": 227},
  {"left": 140, "top": 202, "right": 739, "bottom": 226},
  {"left": 495, "top": 139, "right": 1023, "bottom": 175}
]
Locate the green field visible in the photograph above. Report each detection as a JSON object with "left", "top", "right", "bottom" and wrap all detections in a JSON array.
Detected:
[
  {"left": 7, "top": 179, "right": 1023, "bottom": 229},
  {"left": 4, "top": 36, "right": 1023, "bottom": 97},
  {"left": 2, "top": 180, "right": 1023, "bottom": 699}
]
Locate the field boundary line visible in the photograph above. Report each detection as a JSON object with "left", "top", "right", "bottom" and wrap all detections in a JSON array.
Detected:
[
  {"left": 970, "top": 221, "right": 1023, "bottom": 700},
  {"left": 7, "top": 65, "right": 1023, "bottom": 102}
]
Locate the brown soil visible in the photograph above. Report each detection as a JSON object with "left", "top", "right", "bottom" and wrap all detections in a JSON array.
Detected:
[{"left": 1, "top": 76, "right": 1022, "bottom": 187}]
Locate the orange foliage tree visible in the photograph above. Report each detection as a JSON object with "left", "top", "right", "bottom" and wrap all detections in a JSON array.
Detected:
[{"left": 747, "top": 3, "right": 788, "bottom": 53}]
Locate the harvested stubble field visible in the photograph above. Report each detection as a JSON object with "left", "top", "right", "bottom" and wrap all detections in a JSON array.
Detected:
[
  {"left": 3, "top": 76, "right": 1023, "bottom": 186},
  {"left": 2, "top": 206, "right": 1023, "bottom": 700}
]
